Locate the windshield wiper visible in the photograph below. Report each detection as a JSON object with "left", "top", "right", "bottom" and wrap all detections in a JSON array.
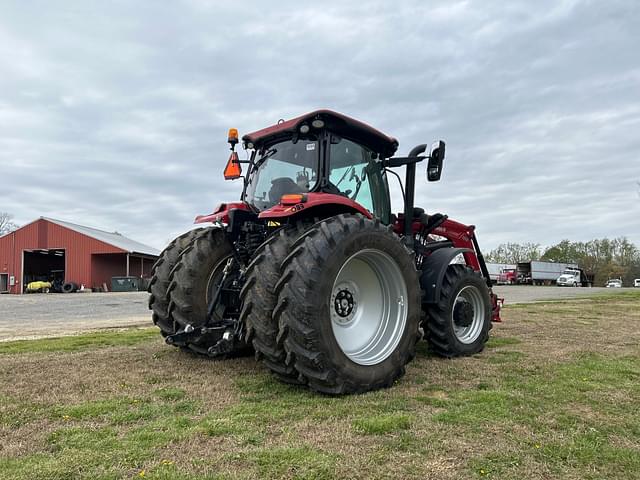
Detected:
[
  {"left": 254, "top": 148, "right": 277, "bottom": 169},
  {"left": 335, "top": 165, "right": 355, "bottom": 187}
]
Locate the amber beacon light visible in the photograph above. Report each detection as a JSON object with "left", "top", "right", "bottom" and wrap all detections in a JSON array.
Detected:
[{"left": 223, "top": 127, "right": 242, "bottom": 180}]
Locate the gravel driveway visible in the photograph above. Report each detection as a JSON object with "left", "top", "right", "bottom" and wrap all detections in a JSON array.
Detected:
[
  {"left": 492, "top": 285, "right": 629, "bottom": 304},
  {"left": 0, "top": 286, "right": 630, "bottom": 341},
  {"left": 0, "top": 292, "right": 151, "bottom": 341}
]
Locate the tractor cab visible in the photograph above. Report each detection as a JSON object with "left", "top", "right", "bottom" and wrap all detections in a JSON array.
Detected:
[
  {"left": 215, "top": 109, "right": 447, "bottom": 245},
  {"left": 230, "top": 110, "right": 399, "bottom": 224}
]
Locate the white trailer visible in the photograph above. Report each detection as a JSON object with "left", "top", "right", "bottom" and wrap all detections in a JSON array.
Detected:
[{"left": 516, "top": 261, "right": 578, "bottom": 285}]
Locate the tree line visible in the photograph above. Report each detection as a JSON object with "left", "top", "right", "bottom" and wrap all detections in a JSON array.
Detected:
[
  {"left": 486, "top": 237, "right": 640, "bottom": 286},
  {"left": 0, "top": 212, "right": 18, "bottom": 236}
]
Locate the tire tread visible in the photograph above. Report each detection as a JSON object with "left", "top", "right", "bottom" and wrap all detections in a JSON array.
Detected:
[
  {"left": 275, "top": 214, "right": 421, "bottom": 395},
  {"left": 422, "top": 264, "right": 492, "bottom": 357}
]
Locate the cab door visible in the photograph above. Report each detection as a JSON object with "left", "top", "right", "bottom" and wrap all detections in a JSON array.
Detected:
[{"left": 328, "top": 137, "right": 391, "bottom": 223}]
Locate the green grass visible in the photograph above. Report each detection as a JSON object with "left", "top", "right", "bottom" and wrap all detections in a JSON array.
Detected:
[
  {"left": 431, "top": 353, "right": 640, "bottom": 426},
  {"left": 0, "top": 292, "right": 639, "bottom": 479},
  {"left": 352, "top": 413, "right": 412, "bottom": 434},
  {"left": 0, "top": 328, "right": 157, "bottom": 354},
  {"left": 237, "top": 446, "right": 337, "bottom": 480}
]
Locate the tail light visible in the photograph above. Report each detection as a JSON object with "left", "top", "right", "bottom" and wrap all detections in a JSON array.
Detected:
[{"left": 280, "top": 194, "right": 307, "bottom": 205}]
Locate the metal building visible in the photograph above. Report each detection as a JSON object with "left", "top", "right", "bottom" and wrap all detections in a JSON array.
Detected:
[{"left": 0, "top": 217, "right": 159, "bottom": 294}]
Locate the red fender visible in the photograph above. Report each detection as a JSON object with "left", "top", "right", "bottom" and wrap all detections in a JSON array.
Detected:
[
  {"left": 258, "top": 192, "right": 373, "bottom": 220},
  {"left": 393, "top": 215, "right": 479, "bottom": 270},
  {"left": 431, "top": 219, "right": 480, "bottom": 271},
  {"left": 194, "top": 202, "right": 253, "bottom": 224}
]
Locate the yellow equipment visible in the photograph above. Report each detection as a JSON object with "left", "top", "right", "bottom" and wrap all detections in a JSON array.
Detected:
[{"left": 26, "top": 281, "right": 52, "bottom": 293}]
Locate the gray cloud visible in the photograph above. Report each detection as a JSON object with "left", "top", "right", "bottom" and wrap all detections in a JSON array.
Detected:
[{"left": 0, "top": 0, "right": 638, "bottom": 250}]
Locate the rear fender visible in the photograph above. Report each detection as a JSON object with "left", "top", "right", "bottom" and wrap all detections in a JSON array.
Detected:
[{"left": 258, "top": 192, "right": 373, "bottom": 221}]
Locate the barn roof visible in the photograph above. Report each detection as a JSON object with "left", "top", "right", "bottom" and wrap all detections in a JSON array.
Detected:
[{"left": 42, "top": 217, "right": 160, "bottom": 256}]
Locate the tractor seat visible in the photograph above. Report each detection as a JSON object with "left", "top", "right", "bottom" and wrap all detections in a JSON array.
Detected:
[{"left": 269, "top": 177, "right": 305, "bottom": 203}]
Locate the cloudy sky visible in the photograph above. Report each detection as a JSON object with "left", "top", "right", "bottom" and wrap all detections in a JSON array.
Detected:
[{"left": 1, "top": 0, "right": 638, "bottom": 251}]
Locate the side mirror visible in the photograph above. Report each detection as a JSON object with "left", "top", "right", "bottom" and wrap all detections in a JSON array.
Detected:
[{"left": 426, "top": 140, "right": 445, "bottom": 182}]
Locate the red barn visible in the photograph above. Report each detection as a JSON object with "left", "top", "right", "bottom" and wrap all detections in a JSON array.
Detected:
[{"left": 0, "top": 217, "right": 160, "bottom": 294}]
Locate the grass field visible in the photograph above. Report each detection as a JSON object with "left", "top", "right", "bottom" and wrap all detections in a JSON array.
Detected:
[{"left": 1, "top": 291, "right": 639, "bottom": 479}]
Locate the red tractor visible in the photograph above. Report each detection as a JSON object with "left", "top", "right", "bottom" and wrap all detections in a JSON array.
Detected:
[{"left": 149, "top": 110, "right": 502, "bottom": 394}]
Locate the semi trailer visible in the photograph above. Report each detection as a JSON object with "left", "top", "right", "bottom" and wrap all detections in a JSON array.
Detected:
[{"left": 516, "top": 261, "right": 578, "bottom": 285}]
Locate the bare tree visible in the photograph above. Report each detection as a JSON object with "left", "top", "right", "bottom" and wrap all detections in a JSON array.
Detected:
[
  {"left": 486, "top": 242, "right": 542, "bottom": 264},
  {"left": 0, "top": 212, "right": 18, "bottom": 235}
]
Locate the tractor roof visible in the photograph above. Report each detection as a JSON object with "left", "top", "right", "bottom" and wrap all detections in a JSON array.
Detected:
[{"left": 242, "top": 109, "right": 399, "bottom": 157}]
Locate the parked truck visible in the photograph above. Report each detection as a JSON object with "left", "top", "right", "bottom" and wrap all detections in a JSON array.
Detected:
[
  {"left": 486, "top": 263, "right": 516, "bottom": 284},
  {"left": 516, "top": 261, "right": 578, "bottom": 285},
  {"left": 556, "top": 267, "right": 593, "bottom": 287},
  {"left": 496, "top": 267, "right": 517, "bottom": 285}
]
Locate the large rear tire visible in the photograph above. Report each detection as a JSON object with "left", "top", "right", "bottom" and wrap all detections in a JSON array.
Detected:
[
  {"left": 148, "top": 228, "right": 204, "bottom": 336},
  {"left": 275, "top": 214, "right": 421, "bottom": 395},
  {"left": 166, "top": 227, "right": 249, "bottom": 356},
  {"left": 422, "top": 264, "right": 492, "bottom": 357},
  {"left": 240, "top": 224, "right": 310, "bottom": 384}
]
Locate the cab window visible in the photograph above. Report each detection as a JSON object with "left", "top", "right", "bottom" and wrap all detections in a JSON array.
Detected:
[
  {"left": 245, "top": 140, "right": 318, "bottom": 210},
  {"left": 329, "top": 138, "right": 388, "bottom": 220}
]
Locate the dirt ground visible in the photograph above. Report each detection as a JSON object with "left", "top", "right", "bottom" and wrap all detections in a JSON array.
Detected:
[{"left": 0, "top": 286, "right": 631, "bottom": 341}]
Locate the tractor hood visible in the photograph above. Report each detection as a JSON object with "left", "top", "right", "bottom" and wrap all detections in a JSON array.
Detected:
[{"left": 242, "top": 109, "right": 399, "bottom": 157}]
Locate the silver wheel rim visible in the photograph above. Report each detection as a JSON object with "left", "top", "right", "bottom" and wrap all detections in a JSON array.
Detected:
[
  {"left": 330, "top": 249, "right": 408, "bottom": 366},
  {"left": 452, "top": 285, "right": 485, "bottom": 344}
]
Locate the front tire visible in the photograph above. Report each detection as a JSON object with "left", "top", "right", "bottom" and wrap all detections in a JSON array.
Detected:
[
  {"left": 275, "top": 214, "right": 421, "bottom": 394},
  {"left": 422, "top": 264, "right": 492, "bottom": 357}
]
